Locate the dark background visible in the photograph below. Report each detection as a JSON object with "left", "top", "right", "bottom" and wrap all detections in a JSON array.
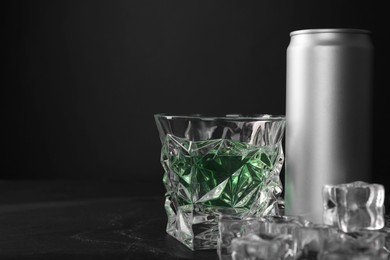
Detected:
[{"left": 2, "top": 1, "right": 389, "bottom": 195}]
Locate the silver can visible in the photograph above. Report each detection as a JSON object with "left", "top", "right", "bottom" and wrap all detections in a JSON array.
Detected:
[{"left": 285, "top": 29, "right": 373, "bottom": 223}]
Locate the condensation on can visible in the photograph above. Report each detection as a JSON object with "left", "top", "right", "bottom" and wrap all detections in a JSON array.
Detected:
[{"left": 285, "top": 29, "right": 373, "bottom": 224}]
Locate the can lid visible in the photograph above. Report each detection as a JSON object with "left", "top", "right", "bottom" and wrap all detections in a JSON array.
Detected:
[{"left": 290, "top": 28, "right": 371, "bottom": 36}]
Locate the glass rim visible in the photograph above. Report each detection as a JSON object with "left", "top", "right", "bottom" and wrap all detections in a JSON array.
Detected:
[{"left": 154, "top": 113, "right": 285, "bottom": 121}]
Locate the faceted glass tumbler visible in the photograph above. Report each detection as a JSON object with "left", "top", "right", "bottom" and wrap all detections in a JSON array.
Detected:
[{"left": 154, "top": 114, "right": 286, "bottom": 250}]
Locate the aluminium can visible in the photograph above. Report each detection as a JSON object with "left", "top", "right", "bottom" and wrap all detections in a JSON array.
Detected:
[{"left": 285, "top": 29, "right": 373, "bottom": 223}]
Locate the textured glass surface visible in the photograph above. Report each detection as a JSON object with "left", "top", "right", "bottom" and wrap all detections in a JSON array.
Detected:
[{"left": 155, "top": 114, "right": 285, "bottom": 250}]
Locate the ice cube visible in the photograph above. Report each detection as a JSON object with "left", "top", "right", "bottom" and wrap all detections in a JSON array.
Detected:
[
  {"left": 260, "top": 215, "right": 313, "bottom": 258},
  {"left": 262, "top": 215, "right": 312, "bottom": 241},
  {"left": 262, "top": 215, "right": 312, "bottom": 229},
  {"left": 322, "top": 181, "right": 385, "bottom": 232},
  {"left": 218, "top": 215, "right": 311, "bottom": 260},
  {"left": 322, "top": 185, "right": 338, "bottom": 226},
  {"left": 218, "top": 215, "right": 264, "bottom": 260},
  {"left": 385, "top": 215, "right": 390, "bottom": 228},
  {"left": 318, "top": 230, "right": 389, "bottom": 260},
  {"left": 231, "top": 233, "right": 294, "bottom": 260},
  {"left": 379, "top": 227, "right": 390, "bottom": 253},
  {"left": 297, "top": 224, "right": 339, "bottom": 259}
]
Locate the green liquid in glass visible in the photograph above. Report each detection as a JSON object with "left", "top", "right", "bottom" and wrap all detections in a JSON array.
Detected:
[{"left": 161, "top": 135, "right": 283, "bottom": 249}]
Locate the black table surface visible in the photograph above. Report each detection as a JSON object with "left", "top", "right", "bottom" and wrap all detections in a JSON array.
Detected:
[
  {"left": 0, "top": 180, "right": 219, "bottom": 260},
  {"left": 1, "top": 180, "right": 389, "bottom": 260}
]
